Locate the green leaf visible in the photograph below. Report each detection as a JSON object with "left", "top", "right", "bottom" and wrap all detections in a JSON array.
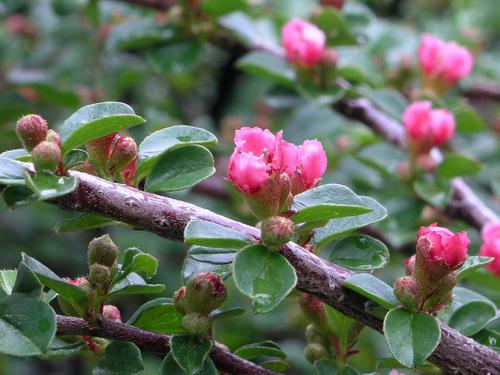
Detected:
[
  {"left": 329, "top": 235, "right": 389, "bottom": 270},
  {"left": 437, "top": 153, "right": 482, "bottom": 179},
  {"left": 187, "top": 246, "right": 237, "bottom": 264},
  {"left": 2, "top": 185, "right": 35, "bottom": 208},
  {"left": 184, "top": 220, "right": 254, "bottom": 249},
  {"left": 24, "top": 172, "right": 78, "bottom": 201},
  {"left": 109, "top": 273, "right": 164, "bottom": 297},
  {"left": 234, "top": 341, "right": 286, "bottom": 360},
  {"left": 93, "top": 342, "right": 144, "bottom": 375},
  {"left": 454, "top": 107, "right": 485, "bottom": 132},
  {"left": 171, "top": 335, "right": 213, "bottom": 375},
  {"left": 202, "top": 0, "right": 246, "bottom": 16},
  {"left": 145, "top": 145, "right": 215, "bottom": 192},
  {"left": 0, "top": 270, "right": 17, "bottom": 297},
  {"left": 314, "top": 196, "right": 387, "bottom": 248},
  {"left": 237, "top": 51, "right": 295, "bottom": 87},
  {"left": 292, "top": 204, "right": 372, "bottom": 225},
  {"left": 383, "top": 307, "right": 441, "bottom": 368},
  {"left": 127, "top": 298, "right": 183, "bottom": 334},
  {"left": 58, "top": 102, "right": 145, "bottom": 155},
  {"left": 64, "top": 149, "right": 88, "bottom": 169},
  {"left": 314, "top": 359, "right": 338, "bottom": 375},
  {"left": 448, "top": 301, "right": 496, "bottom": 336},
  {"left": 137, "top": 125, "right": 218, "bottom": 181},
  {"left": 0, "top": 156, "right": 28, "bottom": 185},
  {"left": 182, "top": 255, "right": 233, "bottom": 283},
  {"left": 160, "top": 353, "right": 217, "bottom": 375},
  {"left": 106, "top": 20, "right": 174, "bottom": 51},
  {"left": 413, "top": 177, "right": 451, "bottom": 209},
  {"left": 0, "top": 294, "right": 56, "bottom": 356},
  {"left": 0, "top": 148, "right": 30, "bottom": 161},
  {"left": 12, "top": 261, "right": 43, "bottom": 297},
  {"left": 112, "top": 247, "right": 158, "bottom": 285},
  {"left": 296, "top": 84, "right": 346, "bottom": 106},
  {"left": 293, "top": 184, "right": 365, "bottom": 209},
  {"left": 210, "top": 307, "right": 245, "bottom": 320},
  {"left": 54, "top": 214, "right": 123, "bottom": 233},
  {"left": 313, "top": 7, "right": 356, "bottom": 45},
  {"left": 233, "top": 245, "right": 297, "bottom": 314},
  {"left": 457, "top": 256, "right": 494, "bottom": 279},
  {"left": 344, "top": 273, "right": 398, "bottom": 309},
  {"left": 40, "top": 338, "right": 84, "bottom": 360},
  {"left": 364, "top": 88, "right": 409, "bottom": 120},
  {"left": 22, "top": 254, "right": 88, "bottom": 316}
]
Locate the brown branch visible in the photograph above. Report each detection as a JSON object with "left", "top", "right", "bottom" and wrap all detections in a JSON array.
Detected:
[
  {"left": 334, "top": 97, "right": 500, "bottom": 229},
  {"left": 56, "top": 315, "right": 276, "bottom": 375},
  {"left": 51, "top": 171, "right": 500, "bottom": 375},
  {"left": 112, "top": 0, "right": 175, "bottom": 10},
  {"left": 463, "top": 83, "right": 500, "bottom": 102}
]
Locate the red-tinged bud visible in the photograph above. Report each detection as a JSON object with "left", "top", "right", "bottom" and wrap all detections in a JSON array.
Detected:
[
  {"left": 298, "top": 293, "right": 331, "bottom": 335},
  {"left": 320, "top": 0, "right": 345, "bottom": 9},
  {"left": 68, "top": 277, "right": 88, "bottom": 287},
  {"left": 260, "top": 216, "right": 295, "bottom": 248},
  {"left": 86, "top": 133, "right": 119, "bottom": 173},
  {"left": 121, "top": 157, "right": 137, "bottom": 186},
  {"left": 416, "top": 153, "right": 437, "bottom": 172},
  {"left": 304, "top": 343, "right": 329, "bottom": 364},
  {"left": 393, "top": 276, "right": 421, "bottom": 312},
  {"left": 46, "top": 129, "right": 62, "bottom": 147},
  {"left": 59, "top": 277, "right": 90, "bottom": 317},
  {"left": 181, "top": 312, "right": 211, "bottom": 339},
  {"left": 305, "top": 324, "right": 324, "bottom": 344},
  {"left": 88, "top": 263, "right": 110, "bottom": 285},
  {"left": 107, "top": 136, "right": 137, "bottom": 174},
  {"left": 320, "top": 48, "right": 338, "bottom": 68},
  {"left": 405, "top": 255, "right": 416, "bottom": 275},
  {"left": 16, "top": 114, "right": 48, "bottom": 151},
  {"left": 421, "top": 272, "right": 457, "bottom": 311},
  {"left": 174, "top": 286, "right": 187, "bottom": 314},
  {"left": 185, "top": 272, "right": 227, "bottom": 315},
  {"left": 72, "top": 161, "right": 98, "bottom": 175},
  {"left": 102, "top": 305, "right": 122, "bottom": 322},
  {"left": 88, "top": 234, "right": 119, "bottom": 267},
  {"left": 31, "top": 141, "right": 62, "bottom": 173}
]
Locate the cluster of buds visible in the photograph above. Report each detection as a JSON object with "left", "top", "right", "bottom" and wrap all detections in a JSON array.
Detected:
[
  {"left": 479, "top": 222, "right": 500, "bottom": 276},
  {"left": 299, "top": 294, "right": 363, "bottom": 364},
  {"left": 394, "top": 224, "right": 470, "bottom": 313},
  {"left": 173, "top": 272, "right": 227, "bottom": 339},
  {"left": 227, "top": 127, "right": 327, "bottom": 219},
  {"left": 85, "top": 133, "right": 138, "bottom": 186},
  {"left": 58, "top": 235, "right": 119, "bottom": 321},
  {"left": 281, "top": 18, "right": 338, "bottom": 86},
  {"left": 16, "top": 114, "right": 64, "bottom": 175},
  {"left": 418, "top": 34, "right": 474, "bottom": 94},
  {"left": 402, "top": 101, "right": 455, "bottom": 170}
]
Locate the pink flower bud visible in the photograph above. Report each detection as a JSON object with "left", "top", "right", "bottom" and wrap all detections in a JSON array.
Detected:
[
  {"left": 108, "top": 136, "right": 137, "bottom": 173},
  {"left": 86, "top": 132, "right": 119, "bottom": 172},
  {"left": 121, "top": 157, "right": 138, "bottom": 187},
  {"left": 479, "top": 222, "right": 500, "bottom": 276},
  {"left": 227, "top": 151, "right": 270, "bottom": 194},
  {"left": 416, "top": 223, "right": 469, "bottom": 270},
  {"left": 297, "top": 139, "right": 328, "bottom": 192},
  {"left": 67, "top": 277, "right": 88, "bottom": 287},
  {"left": 46, "top": 129, "right": 62, "bottom": 148},
  {"left": 174, "top": 286, "right": 187, "bottom": 314},
  {"left": 282, "top": 18, "right": 326, "bottom": 67},
  {"left": 31, "top": 141, "right": 62, "bottom": 173},
  {"left": 260, "top": 216, "right": 295, "bottom": 248},
  {"left": 403, "top": 101, "right": 455, "bottom": 150},
  {"left": 102, "top": 305, "right": 122, "bottom": 322},
  {"left": 393, "top": 276, "right": 420, "bottom": 312},
  {"left": 234, "top": 127, "right": 275, "bottom": 156},
  {"left": 185, "top": 272, "right": 227, "bottom": 315},
  {"left": 16, "top": 114, "right": 48, "bottom": 151},
  {"left": 418, "top": 34, "right": 474, "bottom": 86},
  {"left": 405, "top": 255, "right": 416, "bottom": 275}
]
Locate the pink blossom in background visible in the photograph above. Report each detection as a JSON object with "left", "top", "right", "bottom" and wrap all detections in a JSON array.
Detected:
[
  {"left": 479, "top": 222, "right": 500, "bottom": 276},
  {"left": 297, "top": 140, "right": 328, "bottom": 190},
  {"left": 403, "top": 101, "right": 455, "bottom": 149},
  {"left": 418, "top": 34, "right": 474, "bottom": 85},
  {"left": 282, "top": 18, "right": 326, "bottom": 67},
  {"left": 417, "top": 223, "right": 470, "bottom": 269}
]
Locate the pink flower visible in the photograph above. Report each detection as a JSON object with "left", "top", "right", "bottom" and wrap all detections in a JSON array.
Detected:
[
  {"left": 418, "top": 34, "right": 474, "bottom": 85},
  {"left": 235, "top": 127, "right": 275, "bottom": 156},
  {"left": 102, "top": 305, "right": 122, "bottom": 322},
  {"left": 282, "top": 18, "right": 326, "bottom": 67},
  {"left": 403, "top": 101, "right": 455, "bottom": 149},
  {"left": 67, "top": 277, "right": 87, "bottom": 287},
  {"left": 417, "top": 223, "right": 470, "bottom": 269},
  {"left": 227, "top": 151, "right": 269, "bottom": 194},
  {"left": 479, "top": 223, "right": 500, "bottom": 276},
  {"left": 297, "top": 140, "right": 328, "bottom": 191}
]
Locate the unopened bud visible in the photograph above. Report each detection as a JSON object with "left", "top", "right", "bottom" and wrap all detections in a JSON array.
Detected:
[
  {"left": 185, "top": 272, "right": 227, "bottom": 315},
  {"left": 16, "top": 114, "right": 48, "bottom": 151},
  {"left": 107, "top": 136, "right": 137, "bottom": 173},
  {"left": 174, "top": 286, "right": 187, "bottom": 314},
  {"left": 181, "top": 312, "right": 211, "bottom": 339},
  {"left": 102, "top": 305, "right": 122, "bottom": 322},
  {"left": 305, "top": 324, "right": 324, "bottom": 344},
  {"left": 260, "top": 216, "right": 295, "bottom": 248},
  {"left": 405, "top": 256, "right": 416, "bottom": 275},
  {"left": 320, "top": 48, "right": 338, "bottom": 68},
  {"left": 298, "top": 293, "right": 331, "bottom": 335},
  {"left": 304, "top": 343, "right": 329, "bottom": 364},
  {"left": 46, "top": 129, "right": 62, "bottom": 147},
  {"left": 89, "top": 263, "right": 110, "bottom": 285},
  {"left": 393, "top": 276, "right": 420, "bottom": 312},
  {"left": 88, "top": 234, "right": 119, "bottom": 267},
  {"left": 31, "top": 141, "right": 61, "bottom": 173},
  {"left": 86, "top": 133, "right": 118, "bottom": 173},
  {"left": 121, "top": 157, "right": 138, "bottom": 186}
]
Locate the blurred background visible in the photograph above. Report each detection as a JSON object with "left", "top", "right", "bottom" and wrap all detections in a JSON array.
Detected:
[{"left": 0, "top": 0, "right": 499, "bottom": 374}]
